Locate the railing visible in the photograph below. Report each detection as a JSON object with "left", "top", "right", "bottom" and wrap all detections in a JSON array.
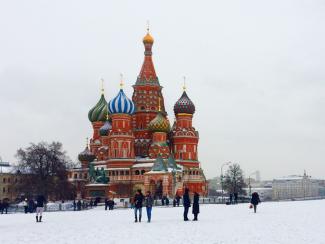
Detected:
[{"left": 109, "top": 176, "right": 132, "bottom": 181}]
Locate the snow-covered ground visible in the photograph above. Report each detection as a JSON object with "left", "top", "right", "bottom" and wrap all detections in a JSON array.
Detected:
[{"left": 1, "top": 200, "right": 325, "bottom": 244}]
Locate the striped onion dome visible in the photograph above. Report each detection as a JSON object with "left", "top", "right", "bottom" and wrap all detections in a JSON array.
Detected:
[
  {"left": 88, "top": 94, "right": 109, "bottom": 122},
  {"left": 99, "top": 120, "right": 112, "bottom": 136},
  {"left": 148, "top": 112, "right": 170, "bottom": 133},
  {"left": 108, "top": 89, "right": 135, "bottom": 115},
  {"left": 78, "top": 146, "right": 96, "bottom": 163},
  {"left": 173, "top": 91, "right": 195, "bottom": 115}
]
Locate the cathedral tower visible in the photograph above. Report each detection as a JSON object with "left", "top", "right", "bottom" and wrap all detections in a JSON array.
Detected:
[
  {"left": 132, "top": 28, "right": 167, "bottom": 157},
  {"left": 147, "top": 100, "right": 171, "bottom": 159},
  {"left": 172, "top": 87, "right": 199, "bottom": 168},
  {"left": 107, "top": 81, "right": 135, "bottom": 167},
  {"left": 88, "top": 82, "right": 109, "bottom": 155}
]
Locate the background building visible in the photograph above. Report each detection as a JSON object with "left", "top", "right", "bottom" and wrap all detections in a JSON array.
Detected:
[
  {"left": 0, "top": 162, "right": 23, "bottom": 202},
  {"left": 272, "top": 171, "right": 321, "bottom": 200}
]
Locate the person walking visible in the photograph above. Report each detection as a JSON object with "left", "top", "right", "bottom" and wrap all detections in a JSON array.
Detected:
[
  {"left": 229, "top": 193, "right": 233, "bottom": 205},
  {"left": 0, "top": 200, "right": 3, "bottom": 214},
  {"left": 173, "top": 198, "right": 176, "bottom": 207},
  {"left": 23, "top": 198, "right": 28, "bottom": 214},
  {"left": 234, "top": 192, "right": 238, "bottom": 204},
  {"left": 105, "top": 198, "right": 109, "bottom": 211},
  {"left": 73, "top": 200, "right": 76, "bottom": 211},
  {"left": 165, "top": 196, "right": 170, "bottom": 206},
  {"left": 35, "top": 195, "right": 46, "bottom": 222},
  {"left": 2, "top": 200, "right": 9, "bottom": 214},
  {"left": 176, "top": 195, "right": 181, "bottom": 207},
  {"left": 251, "top": 192, "right": 261, "bottom": 213},
  {"left": 77, "top": 200, "right": 81, "bottom": 211},
  {"left": 192, "top": 192, "right": 200, "bottom": 221},
  {"left": 134, "top": 189, "right": 144, "bottom": 222},
  {"left": 145, "top": 191, "right": 154, "bottom": 222},
  {"left": 90, "top": 199, "right": 93, "bottom": 208},
  {"left": 183, "top": 188, "right": 191, "bottom": 221},
  {"left": 108, "top": 199, "right": 114, "bottom": 210}
]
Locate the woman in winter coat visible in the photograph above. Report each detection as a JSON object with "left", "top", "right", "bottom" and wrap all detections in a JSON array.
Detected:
[
  {"left": 183, "top": 188, "right": 191, "bottom": 221},
  {"left": 192, "top": 192, "right": 200, "bottom": 221},
  {"left": 251, "top": 192, "right": 261, "bottom": 213},
  {"left": 145, "top": 191, "right": 154, "bottom": 222}
]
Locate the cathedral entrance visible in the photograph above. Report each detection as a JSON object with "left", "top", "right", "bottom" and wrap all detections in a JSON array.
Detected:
[{"left": 149, "top": 180, "right": 163, "bottom": 199}]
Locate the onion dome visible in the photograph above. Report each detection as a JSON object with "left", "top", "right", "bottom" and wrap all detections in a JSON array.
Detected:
[
  {"left": 78, "top": 146, "right": 96, "bottom": 163},
  {"left": 143, "top": 31, "right": 154, "bottom": 44},
  {"left": 108, "top": 89, "right": 135, "bottom": 115},
  {"left": 99, "top": 120, "right": 112, "bottom": 136},
  {"left": 173, "top": 91, "right": 195, "bottom": 115},
  {"left": 148, "top": 112, "right": 170, "bottom": 133},
  {"left": 88, "top": 94, "right": 108, "bottom": 122}
]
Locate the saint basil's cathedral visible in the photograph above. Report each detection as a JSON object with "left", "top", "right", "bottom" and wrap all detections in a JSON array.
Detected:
[{"left": 68, "top": 29, "right": 208, "bottom": 200}]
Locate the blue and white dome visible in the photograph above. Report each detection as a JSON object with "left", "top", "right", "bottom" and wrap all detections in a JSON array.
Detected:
[{"left": 108, "top": 89, "right": 135, "bottom": 114}]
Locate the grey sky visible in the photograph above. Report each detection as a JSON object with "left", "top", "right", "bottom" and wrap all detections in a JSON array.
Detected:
[{"left": 0, "top": 0, "right": 324, "bottom": 180}]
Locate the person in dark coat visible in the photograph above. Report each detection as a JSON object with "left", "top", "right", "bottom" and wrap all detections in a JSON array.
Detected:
[
  {"left": 73, "top": 200, "right": 76, "bottom": 211},
  {"left": 176, "top": 195, "right": 181, "bottom": 207},
  {"left": 183, "top": 188, "right": 191, "bottom": 221},
  {"left": 23, "top": 198, "right": 28, "bottom": 214},
  {"left": 77, "top": 200, "right": 81, "bottom": 211},
  {"left": 108, "top": 199, "right": 114, "bottom": 210},
  {"left": 173, "top": 198, "right": 176, "bottom": 207},
  {"left": 251, "top": 192, "right": 261, "bottom": 213},
  {"left": 192, "top": 192, "right": 200, "bottom": 221},
  {"left": 0, "top": 200, "right": 3, "bottom": 214},
  {"left": 134, "top": 189, "right": 144, "bottom": 222},
  {"left": 90, "top": 199, "right": 93, "bottom": 208},
  {"left": 234, "top": 192, "right": 238, "bottom": 204},
  {"left": 35, "top": 195, "right": 46, "bottom": 222},
  {"left": 105, "top": 198, "right": 109, "bottom": 211},
  {"left": 229, "top": 193, "right": 233, "bottom": 204},
  {"left": 2, "top": 200, "right": 9, "bottom": 214},
  {"left": 145, "top": 191, "right": 154, "bottom": 222},
  {"left": 161, "top": 196, "right": 165, "bottom": 206},
  {"left": 165, "top": 197, "right": 170, "bottom": 206}
]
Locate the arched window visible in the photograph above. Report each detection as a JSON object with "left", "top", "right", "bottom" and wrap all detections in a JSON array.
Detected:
[
  {"left": 135, "top": 170, "right": 140, "bottom": 175},
  {"left": 141, "top": 170, "right": 145, "bottom": 175}
]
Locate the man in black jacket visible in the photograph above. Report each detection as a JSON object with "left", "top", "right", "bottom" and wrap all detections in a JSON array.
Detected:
[
  {"left": 36, "top": 195, "right": 46, "bottom": 222},
  {"left": 183, "top": 188, "right": 191, "bottom": 221},
  {"left": 134, "top": 189, "right": 144, "bottom": 222},
  {"left": 251, "top": 192, "right": 261, "bottom": 213}
]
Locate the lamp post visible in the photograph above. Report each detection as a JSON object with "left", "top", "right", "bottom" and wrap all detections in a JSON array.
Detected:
[
  {"left": 248, "top": 171, "right": 257, "bottom": 197},
  {"left": 220, "top": 162, "right": 231, "bottom": 203}
]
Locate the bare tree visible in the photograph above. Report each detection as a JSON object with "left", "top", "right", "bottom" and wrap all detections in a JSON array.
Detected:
[
  {"left": 223, "top": 163, "right": 246, "bottom": 195},
  {"left": 15, "top": 142, "right": 76, "bottom": 200}
]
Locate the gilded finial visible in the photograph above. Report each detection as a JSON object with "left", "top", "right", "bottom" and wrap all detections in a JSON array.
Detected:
[
  {"left": 146, "top": 20, "right": 150, "bottom": 33},
  {"left": 183, "top": 76, "right": 186, "bottom": 91},
  {"left": 100, "top": 78, "right": 104, "bottom": 94},
  {"left": 120, "top": 73, "right": 124, "bottom": 89},
  {"left": 158, "top": 97, "right": 161, "bottom": 112},
  {"left": 106, "top": 112, "right": 109, "bottom": 121}
]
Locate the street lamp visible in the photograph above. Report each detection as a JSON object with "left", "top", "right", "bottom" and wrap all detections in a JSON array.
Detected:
[
  {"left": 220, "top": 162, "right": 231, "bottom": 203},
  {"left": 248, "top": 171, "right": 257, "bottom": 197}
]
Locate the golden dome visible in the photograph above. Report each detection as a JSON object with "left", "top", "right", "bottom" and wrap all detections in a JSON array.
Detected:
[{"left": 143, "top": 32, "right": 154, "bottom": 44}]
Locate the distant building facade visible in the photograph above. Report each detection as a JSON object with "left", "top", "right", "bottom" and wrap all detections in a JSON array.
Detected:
[
  {"left": 0, "top": 163, "right": 23, "bottom": 202},
  {"left": 272, "top": 172, "right": 320, "bottom": 200}
]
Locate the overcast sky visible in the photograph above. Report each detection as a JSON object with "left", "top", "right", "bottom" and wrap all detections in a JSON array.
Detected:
[{"left": 0, "top": 0, "right": 324, "bottom": 180}]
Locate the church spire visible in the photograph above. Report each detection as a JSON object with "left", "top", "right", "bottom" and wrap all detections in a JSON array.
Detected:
[{"left": 136, "top": 26, "right": 159, "bottom": 85}]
